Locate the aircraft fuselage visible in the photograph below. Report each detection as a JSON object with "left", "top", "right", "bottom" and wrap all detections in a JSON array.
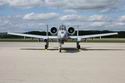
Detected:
[{"left": 57, "top": 25, "right": 69, "bottom": 44}]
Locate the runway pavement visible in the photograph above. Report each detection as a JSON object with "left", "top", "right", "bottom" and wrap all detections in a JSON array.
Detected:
[{"left": 0, "top": 42, "right": 125, "bottom": 83}]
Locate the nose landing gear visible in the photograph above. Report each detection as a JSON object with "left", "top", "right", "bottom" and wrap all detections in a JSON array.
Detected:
[
  {"left": 59, "top": 42, "right": 62, "bottom": 52},
  {"left": 45, "top": 44, "right": 48, "bottom": 49},
  {"left": 59, "top": 45, "right": 62, "bottom": 53}
]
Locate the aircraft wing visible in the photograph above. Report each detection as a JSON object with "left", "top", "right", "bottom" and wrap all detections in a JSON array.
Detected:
[
  {"left": 70, "top": 32, "right": 118, "bottom": 39},
  {"left": 8, "top": 32, "right": 58, "bottom": 39}
]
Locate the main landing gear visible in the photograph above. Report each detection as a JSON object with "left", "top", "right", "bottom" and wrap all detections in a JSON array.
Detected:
[
  {"left": 59, "top": 44, "right": 62, "bottom": 52},
  {"left": 44, "top": 39, "right": 49, "bottom": 50},
  {"left": 77, "top": 42, "right": 81, "bottom": 49}
]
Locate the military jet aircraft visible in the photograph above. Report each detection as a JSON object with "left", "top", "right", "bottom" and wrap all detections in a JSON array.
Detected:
[{"left": 8, "top": 25, "right": 118, "bottom": 52}]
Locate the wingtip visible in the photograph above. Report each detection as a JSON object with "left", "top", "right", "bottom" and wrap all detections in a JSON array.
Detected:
[
  {"left": 7, "top": 32, "right": 10, "bottom": 35},
  {"left": 112, "top": 32, "right": 118, "bottom": 35},
  {"left": 115, "top": 32, "right": 118, "bottom": 35}
]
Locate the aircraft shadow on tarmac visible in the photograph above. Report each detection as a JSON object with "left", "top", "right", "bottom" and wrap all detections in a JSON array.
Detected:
[
  {"left": 21, "top": 47, "right": 125, "bottom": 53},
  {"left": 21, "top": 47, "right": 80, "bottom": 53}
]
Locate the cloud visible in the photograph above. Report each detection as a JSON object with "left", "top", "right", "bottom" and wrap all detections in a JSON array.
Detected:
[
  {"left": 45, "top": 0, "right": 121, "bottom": 11},
  {"left": 88, "top": 15, "right": 109, "bottom": 21},
  {"left": 64, "top": 9, "right": 77, "bottom": 14},
  {"left": 59, "top": 14, "right": 87, "bottom": 22},
  {"left": 8, "top": 0, "right": 45, "bottom": 8},
  {"left": 0, "top": 0, "right": 122, "bottom": 10},
  {"left": 23, "top": 12, "right": 60, "bottom": 21},
  {"left": 0, "top": 16, "right": 47, "bottom": 32},
  {"left": 45, "top": 0, "right": 64, "bottom": 7},
  {"left": 59, "top": 14, "right": 85, "bottom": 21},
  {"left": 65, "top": 0, "right": 116, "bottom": 9},
  {"left": 1, "top": 14, "right": 125, "bottom": 32},
  {"left": 59, "top": 14, "right": 109, "bottom": 22},
  {"left": 118, "top": 16, "right": 125, "bottom": 22},
  {"left": 0, "top": 0, "right": 44, "bottom": 8},
  {"left": 115, "top": 22, "right": 125, "bottom": 26},
  {"left": 23, "top": 13, "right": 112, "bottom": 25},
  {"left": 23, "top": 12, "right": 111, "bottom": 22},
  {"left": 90, "top": 22, "right": 106, "bottom": 27},
  {"left": 0, "top": 0, "right": 7, "bottom": 5}
]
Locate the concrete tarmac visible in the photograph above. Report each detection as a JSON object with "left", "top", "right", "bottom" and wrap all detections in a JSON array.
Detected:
[{"left": 0, "top": 42, "right": 125, "bottom": 83}]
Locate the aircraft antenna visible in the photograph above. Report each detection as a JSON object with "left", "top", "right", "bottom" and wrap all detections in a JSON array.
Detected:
[
  {"left": 77, "top": 25, "right": 79, "bottom": 37},
  {"left": 46, "top": 25, "right": 49, "bottom": 37}
]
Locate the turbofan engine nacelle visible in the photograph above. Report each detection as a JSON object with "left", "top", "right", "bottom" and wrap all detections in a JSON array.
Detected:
[
  {"left": 50, "top": 27, "right": 57, "bottom": 35},
  {"left": 68, "top": 27, "right": 75, "bottom": 35}
]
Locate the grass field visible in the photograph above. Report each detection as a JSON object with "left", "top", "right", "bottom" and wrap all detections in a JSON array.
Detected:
[{"left": 0, "top": 38, "right": 125, "bottom": 43}]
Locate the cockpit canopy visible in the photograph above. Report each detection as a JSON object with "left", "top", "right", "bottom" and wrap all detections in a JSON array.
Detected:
[{"left": 59, "top": 25, "right": 66, "bottom": 30}]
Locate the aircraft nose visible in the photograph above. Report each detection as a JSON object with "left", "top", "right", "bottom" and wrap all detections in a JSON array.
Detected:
[
  {"left": 61, "top": 34, "right": 65, "bottom": 37},
  {"left": 60, "top": 31, "right": 66, "bottom": 38}
]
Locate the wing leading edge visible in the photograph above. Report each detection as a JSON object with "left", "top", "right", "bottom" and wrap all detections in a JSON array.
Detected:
[
  {"left": 8, "top": 32, "right": 118, "bottom": 40},
  {"left": 70, "top": 32, "right": 118, "bottom": 39},
  {"left": 8, "top": 32, "right": 58, "bottom": 39}
]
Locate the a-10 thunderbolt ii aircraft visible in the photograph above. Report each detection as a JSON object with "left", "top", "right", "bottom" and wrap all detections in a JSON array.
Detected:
[{"left": 8, "top": 25, "right": 118, "bottom": 52}]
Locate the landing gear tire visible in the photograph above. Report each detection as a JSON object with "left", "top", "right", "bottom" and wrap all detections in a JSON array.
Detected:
[
  {"left": 45, "top": 45, "right": 48, "bottom": 49},
  {"left": 77, "top": 42, "right": 81, "bottom": 49},
  {"left": 44, "top": 39, "right": 49, "bottom": 50},
  {"left": 77, "top": 45, "right": 81, "bottom": 49},
  {"left": 59, "top": 48, "right": 61, "bottom": 52}
]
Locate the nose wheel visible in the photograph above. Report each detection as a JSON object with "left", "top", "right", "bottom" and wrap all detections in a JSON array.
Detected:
[{"left": 45, "top": 44, "right": 48, "bottom": 49}]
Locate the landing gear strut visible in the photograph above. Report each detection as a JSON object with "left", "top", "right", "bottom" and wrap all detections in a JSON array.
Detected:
[
  {"left": 58, "top": 39, "right": 64, "bottom": 52},
  {"left": 44, "top": 39, "right": 49, "bottom": 50},
  {"left": 77, "top": 42, "right": 81, "bottom": 49},
  {"left": 45, "top": 44, "right": 48, "bottom": 49},
  {"left": 59, "top": 43, "right": 62, "bottom": 52}
]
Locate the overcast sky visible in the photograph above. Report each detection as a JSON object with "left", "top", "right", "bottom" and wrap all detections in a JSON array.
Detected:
[{"left": 0, "top": 0, "right": 125, "bottom": 32}]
